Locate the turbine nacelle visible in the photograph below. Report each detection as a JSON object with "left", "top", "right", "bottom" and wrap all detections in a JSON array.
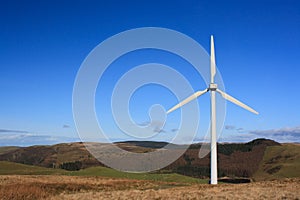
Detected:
[{"left": 209, "top": 83, "right": 217, "bottom": 91}]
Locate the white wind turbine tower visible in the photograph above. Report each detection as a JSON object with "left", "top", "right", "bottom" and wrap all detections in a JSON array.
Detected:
[{"left": 167, "top": 36, "right": 259, "bottom": 184}]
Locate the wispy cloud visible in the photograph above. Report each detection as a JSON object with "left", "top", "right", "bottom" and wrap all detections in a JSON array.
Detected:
[
  {"left": 136, "top": 121, "right": 149, "bottom": 126},
  {"left": 236, "top": 128, "right": 244, "bottom": 132},
  {"left": 0, "top": 127, "right": 80, "bottom": 146},
  {"left": 225, "top": 125, "right": 236, "bottom": 130},
  {"left": 249, "top": 126, "right": 300, "bottom": 142},
  {"left": 171, "top": 128, "right": 178, "bottom": 132},
  {"left": 0, "top": 129, "right": 28, "bottom": 134},
  {"left": 225, "top": 125, "right": 246, "bottom": 133},
  {"left": 0, "top": 133, "right": 80, "bottom": 146},
  {"left": 136, "top": 121, "right": 168, "bottom": 133},
  {"left": 153, "top": 128, "right": 166, "bottom": 133},
  {"left": 221, "top": 126, "right": 300, "bottom": 143},
  {"left": 219, "top": 133, "right": 257, "bottom": 143},
  {"left": 63, "top": 124, "right": 70, "bottom": 128}
]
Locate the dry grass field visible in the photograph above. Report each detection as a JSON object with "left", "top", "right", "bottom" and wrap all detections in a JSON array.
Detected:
[{"left": 0, "top": 175, "right": 299, "bottom": 200}]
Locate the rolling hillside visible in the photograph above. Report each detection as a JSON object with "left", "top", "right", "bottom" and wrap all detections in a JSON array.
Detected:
[
  {"left": 254, "top": 144, "right": 300, "bottom": 180},
  {"left": 0, "top": 146, "right": 20, "bottom": 154},
  {"left": 0, "top": 139, "right": 298, "bottom": 180},
  {"left": 0, "top": 143, "right": 102, "bottom": 169}
]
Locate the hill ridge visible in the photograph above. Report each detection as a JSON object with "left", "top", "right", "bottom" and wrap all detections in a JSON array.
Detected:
[{"left": 1, "top": 138, "right": 298, "bottom": 180}]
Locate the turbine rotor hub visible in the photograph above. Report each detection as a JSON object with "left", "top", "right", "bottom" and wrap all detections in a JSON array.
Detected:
[{"left": 209, "top": 83, "right": 218, "bottom": 91}]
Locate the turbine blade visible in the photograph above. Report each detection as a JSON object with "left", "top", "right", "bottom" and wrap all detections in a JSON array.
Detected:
[
  {"left": 211, "top": 35, "right": 216, "bottom": 83},
  {"left": 167, "top": 89, "right": 208, "bottom": 114},
  {"left": 216, "top": 89, "right": 259, "bottom": 115}
]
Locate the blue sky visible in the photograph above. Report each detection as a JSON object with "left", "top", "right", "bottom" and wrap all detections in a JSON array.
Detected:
[{"left": 0, "top": 0, "right": 300, "bottom": 146}]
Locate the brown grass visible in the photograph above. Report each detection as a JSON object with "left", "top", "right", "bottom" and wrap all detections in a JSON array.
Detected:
[
  {"left": 0, "top": 175, "right": 299, "bottom": 200},
  {"left": 0, "top": 184, "right": 47, "bottom": 200},
  {"left": 0, "top": 175, "right": 184, "bottom": 200}
]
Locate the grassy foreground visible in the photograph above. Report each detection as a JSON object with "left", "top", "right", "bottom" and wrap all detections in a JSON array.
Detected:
[{"left": 0, "top": 175, "right": 299, "bottom": 200}]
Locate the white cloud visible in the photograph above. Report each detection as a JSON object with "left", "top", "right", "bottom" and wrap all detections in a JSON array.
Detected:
[
  {"left": 249, "top": 126, "right": 300, "bottom": 143},
  {"left": 221, "top": 125, "right": 300, "bottom": 143}
]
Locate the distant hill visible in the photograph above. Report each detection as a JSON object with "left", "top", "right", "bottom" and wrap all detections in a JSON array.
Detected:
[
  {"left": 0, "top": 143, "right": 102, "bottom": 169},
  {"left": 164, "top": 138, "right": 281, "bottom": 178},
  {"left": 115, "top": 141, "right": 170, "bottom": 149},
  {"left": 0, "top": 138, "right": 298, "bottom": 180}
]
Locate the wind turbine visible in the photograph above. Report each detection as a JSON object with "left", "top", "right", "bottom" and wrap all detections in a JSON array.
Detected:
[{"left": 166, "top": 36, "right": 258, "bottom": 184}]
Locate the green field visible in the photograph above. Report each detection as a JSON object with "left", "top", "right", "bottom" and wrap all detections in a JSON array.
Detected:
[
  {"left": 0, "top": 161, "right": 206, "bottom": 183},
  {"left": 70, "top": 166, "right": 207, "bottom": 183},
  {"left": 0, "top": 161, "right": 66, "bottom": 175},
  {"left": 254, "top": 144, "right": 300, "bottom": 181}
]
